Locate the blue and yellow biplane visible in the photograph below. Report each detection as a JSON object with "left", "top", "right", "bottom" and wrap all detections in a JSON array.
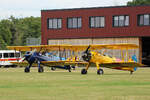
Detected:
[{"left": 7, "top": 43, "right": 143, "bottom": 75}]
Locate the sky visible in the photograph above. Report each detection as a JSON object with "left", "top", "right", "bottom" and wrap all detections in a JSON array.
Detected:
[{"left": 0, "top": 0, "right": 132, "bottom": 20}]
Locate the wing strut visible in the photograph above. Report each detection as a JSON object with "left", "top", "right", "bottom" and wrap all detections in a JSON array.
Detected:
[{"left": 58, "top": 46, "right": 62, "bottom": 60}]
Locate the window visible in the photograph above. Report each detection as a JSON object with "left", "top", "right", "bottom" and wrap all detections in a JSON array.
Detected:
[
  {"left": 114, "top": 16, "right": 119, "bottom": 27},
  {"left": 0, "top": 53, "right": 2, "bottom": 58},
  {"left": 89, "top": 16, "right": 105, "bottom": 28},
  {"left": 125, "top": 16, "right": 129, "bottom": 26},
  {"left": 15, "top": 53, "right": 20, "bottom": 57},
  {"left": 4, "top": 53, "right": 9, "bottom": 58},
  {"left": 138, "top": 14, "right": 150, "bottom": 26},
  {"left": 119, "top": 16, "right": 124, "bottom": 26},
  {"left": 48, "top": 18, "right": 62, "bottom": 29},
  {"left": 113, "top": 15, "right": 129, "bottom": 27},
  {"left": 67, "top": 17, "right": 82, "bottom": 28},
  {"left": 9, "top": 53, "right": 14, "bottom": 58}
]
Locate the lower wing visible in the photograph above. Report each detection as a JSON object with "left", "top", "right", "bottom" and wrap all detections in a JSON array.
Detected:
[
  {"left": 10, "top": 61, "right": 89, "bottom": 67},
  {"left": 100, "top": 62, "right": 143, "bottom": 68},
  {"left": 10, "top": 61, "right": 36, "bottom": 66},
  {"left": 99, "top": 62, "right": 144, "bottom": 71},
  {"left": 41, "top": 61, "right": 89, "bottom": 67}
]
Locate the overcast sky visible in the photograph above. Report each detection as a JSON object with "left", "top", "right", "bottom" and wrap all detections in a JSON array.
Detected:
[{"left": 0, "top": 0, "right": 132, "bottom": 19}]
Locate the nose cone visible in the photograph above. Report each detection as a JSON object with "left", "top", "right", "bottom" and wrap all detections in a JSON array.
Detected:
[
  {"left": 24, "top": 51, "right": 31, "bottom": 57},
  {"left": 82, "top": 52, "right": 91, "bottom": 62},
  {"left": 24, "top": 51, "right": 33, "bottom": 61}
]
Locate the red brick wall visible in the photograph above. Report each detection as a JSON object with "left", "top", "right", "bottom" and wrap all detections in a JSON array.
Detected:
[{"left": 41, "top": 5, "right": 150, "bottom": 45}]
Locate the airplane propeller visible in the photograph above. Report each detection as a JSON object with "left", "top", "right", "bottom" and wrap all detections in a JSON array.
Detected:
[
  {"left": 23, "top": 50, "right": 71, "bottom": 73},
  {"left": 82, "top": 45, "right": 92, "bottom": 62},
  {"left": 81, "top": 45, "right": 92, "bottom": 75},
  {"left": 81, "top": 45, "right": 104, "bottom": 75},
  {"left": 24, "top": 50, "right": 44, "bottom": 73},
  {"left": 84, "top": 45, "right": 91, "bottom": 54}
]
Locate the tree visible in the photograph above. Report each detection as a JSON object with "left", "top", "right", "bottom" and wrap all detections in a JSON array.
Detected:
[
  {"left": 127, "top": 0, "right": 150, "bottom": 6},
  {"left": 0, "top": 20, "right": 12, "bottom": 46},
  {"left": 20, "top": 16, "right": 41, "bottom": 45},
  {"left": 0, "top": 36, "right": 7, "bottom": 50},
  {"left": 0, "top": 16, "right": 41, "bottom": 49}
]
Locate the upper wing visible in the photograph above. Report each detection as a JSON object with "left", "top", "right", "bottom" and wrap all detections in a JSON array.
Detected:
[
  {"left": 7, "top": 43, "right": 139, "bottom": 52},
  {"left": 7, "top": 45, "right": 87, "bottom": 51},
  {"left": 90, "top": 44, "right": 139, "bottom": 50}
]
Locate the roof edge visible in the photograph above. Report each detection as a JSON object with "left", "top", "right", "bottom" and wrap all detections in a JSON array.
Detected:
[{"left": 41, "top": 5, "right": 150, "bottom": 12}]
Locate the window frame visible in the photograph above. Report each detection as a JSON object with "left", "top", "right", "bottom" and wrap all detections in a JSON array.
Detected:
[
  {"left": 138, "top": 14, "right": 150, "bottom": 26},
  {"left": 89, "top": 16, "right": 105, "bottom": 28},
  {"left": 67, "top": 17, "right": 82, "bottom": 29},
  {"left": 113, "top": 15, "right": 129, "bottom": 27},
  {"left": 47, "top": 18, "right": 62, "bottom": 29}
]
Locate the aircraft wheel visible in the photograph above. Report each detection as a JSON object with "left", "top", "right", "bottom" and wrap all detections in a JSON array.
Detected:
[
  {"left": 81, "top": 69, "right": 87, "bottom": 74},
  {"left": 24, "top": 67, "right": 30, "bottom": 73},
  {"left": 38, "top": 67, "right": 44, "bottom": 73},
  {"left": 97, "top": 69, "right": 104, "bottom": 75},
  {"left": 51, "top": 67, "right": 56, "bottom": 71},
  {"left": 71, "top": 66, "right": 76, "bottom": 70},
  {"left": 65, "top": 65, "right": 71, "bottom": 72},
  {"left": 130, "top": 71, "right": 133, "bottom": 75}
]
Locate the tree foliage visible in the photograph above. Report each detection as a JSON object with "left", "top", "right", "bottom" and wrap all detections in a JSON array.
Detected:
[
  {"left": 127, "top": 0, "right": 150, "bottom": 6},
  {"left": 0, "top": 16, "right": 41, "bottom": 49}
]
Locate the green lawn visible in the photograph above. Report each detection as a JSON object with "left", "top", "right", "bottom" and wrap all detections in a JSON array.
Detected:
[{"left": 0, "top": 67, "right": 150, "bottom": 100}]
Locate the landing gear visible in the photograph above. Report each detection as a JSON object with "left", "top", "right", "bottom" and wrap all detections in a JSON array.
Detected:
[
  {"left": 81, "top": 69, "right": 87, "bottom": 74},
  {"left": 65, "top": 65, "right": 71, "bottom": 72},
  {"left": 37, "top": 61, "right": 44, "bottom": 73},
  {"left": 71, "top": 66, "right": 76, "bottom": 70},
  {"left": 97, "top": 69, "right": 104, "bottom": 75},
  {"left": 130, "top": 71, "right": 133, "bottom": 75},
  {"left": 24, "top": 67, "right": 30, "bottom": 73},
  {"left": 51, "top": 67, "right": 56, "bottom": 71},
  {"left": 38, "top": 67, "right": 44, "bottom": 73}
]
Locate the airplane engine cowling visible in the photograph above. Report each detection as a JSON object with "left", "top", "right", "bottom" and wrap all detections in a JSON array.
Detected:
[{"left": 82, "top": 52, "right": 91, "bottom": 62}]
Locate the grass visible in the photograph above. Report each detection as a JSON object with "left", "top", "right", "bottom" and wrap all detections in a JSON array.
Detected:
[{"left": 0, "top": 67, "right": 150, "bottom": 100}]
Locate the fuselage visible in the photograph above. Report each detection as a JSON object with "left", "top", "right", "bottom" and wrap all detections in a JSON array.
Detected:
[
  {"left": 89, "top": 51, "right": 116, "bottom": 64},
  {"left": 88, "top": 51, "right": 136, "bottom": 72}
]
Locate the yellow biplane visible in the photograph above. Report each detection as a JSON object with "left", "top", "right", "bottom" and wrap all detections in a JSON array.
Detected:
[{"left": 7, "top": 43, "right": 143, "bottom": 74}]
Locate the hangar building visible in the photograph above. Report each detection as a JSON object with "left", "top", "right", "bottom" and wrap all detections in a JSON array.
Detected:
[{"left": 41, "top": 5, "right": 150, "bottom": 64}]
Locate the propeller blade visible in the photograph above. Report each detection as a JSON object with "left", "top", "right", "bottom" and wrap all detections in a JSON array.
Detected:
[
  {"left": 84, "top": 45, "right": 91, "bottom": 53},
  {"left": 19, "top": 57, "right": 26, "bottom": 62},
  {"left": 31, "top": 49, "right": 37, "bottom": 55},
  {"left": 82, "top": 45, "right": 92, "bottom": 62}
]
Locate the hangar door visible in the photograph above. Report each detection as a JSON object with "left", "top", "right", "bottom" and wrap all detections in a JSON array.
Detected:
[
  {"left": 142, "top": 37, "right": 150, "bottom": 66},
  {"left": 48, "top": 38, "right": 140, "bottom": 62}
]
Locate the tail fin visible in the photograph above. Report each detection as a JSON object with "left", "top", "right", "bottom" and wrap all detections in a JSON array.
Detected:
[
  {"left": 132, "top": 55, "right": 138, "bottom": 71},
  {"left": 132, "top": 55, "right": 137, "bottom": 62}
]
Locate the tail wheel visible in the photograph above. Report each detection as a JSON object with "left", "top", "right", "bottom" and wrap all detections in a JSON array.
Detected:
[
  {"left": 97, "top": 69, "right": 104, "bottom": 75},
  {"left": 24, "top": 67, "right": 30, "bottom": 73},
  {"left": 81, "top": 69, "right": 87, "bottom": 74},
  {"left": 38, "top": 67, "right": 44, "bottom": 73}
]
